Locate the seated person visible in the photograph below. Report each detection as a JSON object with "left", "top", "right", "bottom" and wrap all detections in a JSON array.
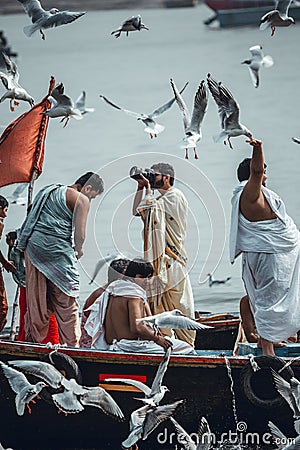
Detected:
[
  {"left": 84, "top": 258, "right": 196, "bottom": 355},
  {"left": 80, "top": 258, "right": 129, "bottom": 348}
]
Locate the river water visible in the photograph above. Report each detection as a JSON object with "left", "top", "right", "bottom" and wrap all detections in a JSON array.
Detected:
[{"left": 0, "top": 5, "right": 299, "bottom": 448}]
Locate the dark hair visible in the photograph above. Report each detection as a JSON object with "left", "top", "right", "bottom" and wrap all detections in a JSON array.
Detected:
[
  {"left": 150, "top": 163, "right": 175, "bottom": 186},
  {"left": 0, "top": 195, "right": 8, "bottom": 209},
  {"left": 107, "top": 258, "right": 130, "bottom": 284},
  {"left": 237, "top": 158, "right": 267, "bottom": 182},
  {"left": 124, "top": 258, "right": 154, "bottom": 279},
  {"left": 75, "top": 172, "right": 104, "bottom": 194}
]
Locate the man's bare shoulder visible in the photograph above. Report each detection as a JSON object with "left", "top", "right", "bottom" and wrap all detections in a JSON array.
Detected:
[{"left": 66, "top": 187, "right": 89, "bottom": 212}]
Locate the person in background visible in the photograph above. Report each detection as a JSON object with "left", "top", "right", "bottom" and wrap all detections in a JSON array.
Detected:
[
  {"left": 17, "top": 172, "right": 104, "bottom": 347},
  {"left": 131, "top": 163, "right": 195, "bottom": 347},
  {"left": 80, "top": 258, "right": 129, "bottom": 348},
  {"left": 0, "top": 196, "right": 15, "bottom": 332},
  {"left": 230, "top": 138, "right": 300, "bottom": 355}
]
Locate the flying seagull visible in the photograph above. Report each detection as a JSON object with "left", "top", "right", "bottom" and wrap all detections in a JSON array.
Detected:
[
  {"left": 0, "top": 52, "right": 34, "bottom": 112},
  {"left": 207, "top": 273, "right": 231, "bottom": 287},
  {"left": 137, "top": 309, "right": 213, "bottom": 332},
  {"left": 272, "top": 369, "right": 300, "bottom": 419},
  {"left": 207, "top": 73, "right": 252, "bottom": 149},
  {"left": 45, "top": 82, "right": 82, "bottom": 127},
  {"left": 75, "top": 91, "right": 95, "bottom": 115},
  {"left": 111, "top": 15, "right": 149, "bottom": 38},
  {"left": 105, "top": 348, "right": 171, "bottom": 406},
  {"left": 170, "top": 78, "right": 208, "bottom": 160},
  {"left": 260, "top": 0, "right": 295, "bottom": 36},
  {"left": 0, "top": 361, "right": 47, "bottom": 416},
  {"left": 268, "top": 421, "right": 300, "bottom": 450},
  {"left": 7, "top": 183, "right": 28, "bottom": 205},
  {"left": 8, "top": 359, "right": 124, "bottom": 419},
  {"left": 241, "top": 45, "right": 274, "bottom": 88},
  {"left": 170, "top": 416, "right": 212, "bottom": 450},
  {"left": 100, "top": 82, "right": 188, "bottom": 139},
  {"left": 89, "top": 253, "right": 119, "bottom": 284},
  {"left": 292, "top": 137, "right": 300, "bottom": 144},
  {"left": 17, "top": 0, "right": 86, "bottom": 40}
]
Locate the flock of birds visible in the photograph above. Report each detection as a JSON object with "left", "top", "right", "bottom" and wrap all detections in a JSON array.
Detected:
[{"left": 0, "top": 0, "right": 299, "bottom": 160}]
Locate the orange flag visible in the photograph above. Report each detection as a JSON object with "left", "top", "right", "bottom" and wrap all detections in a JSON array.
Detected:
[{"left": 0, "top": 76, "right": 55, "bottom": 188}]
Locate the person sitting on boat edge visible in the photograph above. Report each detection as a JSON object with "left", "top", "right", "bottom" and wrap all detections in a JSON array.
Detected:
[
  {"left": 80, "top": 258, "right": 130, "bottom": 348},
  {"left": 0, "top": 196, "right": 16, "bottom": 333},
  {"left": 17, "top": 172, "right": 104, "bottom": 347},
  {"left": 84, "top": 258, "right": 196, "bottom": 355},
  {"left": 230, "top": 138, "right": 300, "bottom": 356},
  {"left": 132, "top": 162, "right": 196, "bottom": 348}
]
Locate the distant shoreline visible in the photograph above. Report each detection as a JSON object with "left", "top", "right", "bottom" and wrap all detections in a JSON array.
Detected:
[{"left": 0, "top": 0, "right": 199, "bottom": 15}]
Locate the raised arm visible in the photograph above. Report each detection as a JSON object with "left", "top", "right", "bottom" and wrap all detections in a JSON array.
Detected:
[
  {"left": 132, "top": 174, "right": 152, "bottom": 216},
  {"left": 128, "top": 297, "right": 172, "bottom": 351}
]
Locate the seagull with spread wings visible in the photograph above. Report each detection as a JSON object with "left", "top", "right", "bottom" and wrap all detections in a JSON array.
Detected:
[
  {"left": 17, "top": 0, "right": 86, "bottom": 40},
  {"left": 0, "top": 361, "right": 47, "bottom": 416},
  {"left": 100, "top": 82, "right": 188, "bottom": 139},
  {"left": 8, "top": 359, "right": 124, "bottom": 419},
  {"left": 45, "top": 82, "right": 82, "bottom": 127},
  {"left": 170, "top": 78, "right": 208, "bottom": 160},
  {"left": 170, "top": 416, "right": 212, "bottom": 450},
  {"left": 137, "top": 309, "right": 213, "bottom": 333},
  {"left": 207, "top": 73, "right": 252, "bottom": 149},
  {"left": 0, "top": 52, "right": 34, "bottom": 112},
  {"left": 241, "top": 45, "right": 274, "bottom": 88},
  {"left": 75, "top": 91, "right": 95, "bottom": 116},
  {"left": 260, "top": 0, "right": 295, "bottom": 36},
  {"left": 111, "top": 15, "right": 149, "bottom": 38}
]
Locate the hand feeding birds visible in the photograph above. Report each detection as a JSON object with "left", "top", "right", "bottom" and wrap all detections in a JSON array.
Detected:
[
  {"left": 45, "top": 82, "right": 82, "bottom": 127},
  {"left": 111, "top": 15, "right": 149, "bottom": 38},
  {"left": 260, "top": 0, "right": 296, "bottom": 36},
  {"left": 100, "top": 81, "right": 188, "bottom": 139},
  {"left": 7, "top": 355, "right": 124, "bottom": 420},
  {"left": 207, "top": 73, "right": 252, "bottom": 149},
  {"left": 17, "top": 0, "right": 86, "bottom": 40},
  {"left": 0, "top": 52, "right": 34, "bottom": 111},
  {"left": 170, "top": 78, "right": 208, "bottom": 160},
  {"left": 241, "top": 45, "right": 274, "bottom": 88}
]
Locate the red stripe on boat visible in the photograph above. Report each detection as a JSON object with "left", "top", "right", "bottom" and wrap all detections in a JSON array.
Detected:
[{"left": 99, "top": 374, "right": 147, "bottom": 382}]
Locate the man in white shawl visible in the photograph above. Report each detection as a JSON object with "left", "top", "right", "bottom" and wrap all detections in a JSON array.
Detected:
[
  {"left": 131, "top": 163, "right": 195, "bottom": 347},
  {"left": 230, "top": 138, "right": 300, "bottom": 355},
  {"left": 84, "top": 258, "right": 196, "bottom": 355}
]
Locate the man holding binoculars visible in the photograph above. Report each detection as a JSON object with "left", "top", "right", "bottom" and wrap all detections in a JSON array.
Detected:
[{"left": 131, "top": 162, "right": 195, "bottom": 347}]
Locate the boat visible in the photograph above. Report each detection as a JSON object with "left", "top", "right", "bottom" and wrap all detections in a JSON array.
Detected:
[
  {"left": 0, "top": 338, "right": 299, "bottom": 449},
  {"left": 195, "top": 312, "right": 240, "bottom": 350},
  {"left": 204, "top": 0, "right": 300, "bottom": 27}
]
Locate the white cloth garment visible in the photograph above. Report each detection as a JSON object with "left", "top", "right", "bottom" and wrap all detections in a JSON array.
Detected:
[
  {"left": 108, "top": 337, "right": 196, "bottom": 355},
  {"left": 230, "top": 182, "right": 300, "bottom": 342},
  {"left": 84, "top": 279, "right": 147, "bottom": 350}
]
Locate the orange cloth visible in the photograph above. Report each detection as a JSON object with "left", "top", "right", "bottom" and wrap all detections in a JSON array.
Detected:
[
  {"left": 0, "top": 269, "right": 8, "bottom": 332},
  {"left": 17, "top": 285, "right": 59, "bottom": 344},
  {"left": 0, "top": 77, "right": 55, "bottom": 188}
]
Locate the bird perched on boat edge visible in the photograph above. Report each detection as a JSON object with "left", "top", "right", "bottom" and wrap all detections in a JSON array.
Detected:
[
  {"left": 45, "top": 82, "right": 82, "bottom": 127},
  {"left": 111, "top": 14, "right": 149, "bottom": 38},
  {"left": 260, "top": 0, "right": 295, "bottom": 36},
  {"left": 0, "top": 360, "right": 47, "bottom": 416},
  {"left": 170, "top": 78, "right": 208, "bottom": 160},
  {"left": 207, "top": 73, "right": 252, "bottom": 149},
  {"left": 17, "top": 0, "right": 86, "bottom": 40},
  {"left": 100, "top": 82, "right": 188, "bottom": 139},
  {"left": 241, "top": 45, "right": 274, "bottom": 88},
  {"left": 0, "top": 52, "right": 34, "bottom": 112}
]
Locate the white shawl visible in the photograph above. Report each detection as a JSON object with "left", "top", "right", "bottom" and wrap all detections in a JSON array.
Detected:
[
  {"left": 84, "top": 279, "right": 147, "bottom": 350},
  {"left": 230, "top": 182, "right": 299, "bottom": 263}
]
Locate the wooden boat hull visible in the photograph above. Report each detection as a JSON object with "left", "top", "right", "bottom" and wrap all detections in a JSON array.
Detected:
[{"left": 0, "top": 340, "right": 298, "bottom": 449}]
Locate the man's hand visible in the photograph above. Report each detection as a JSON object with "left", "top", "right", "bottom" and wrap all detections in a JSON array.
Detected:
[
  {"left": 155, "top": 335, "right": 173, "bottom": 351},
  {"left": 3, "top": 260, "right": 16, "bottom": 273},
  {"left": 75, "top": 248, "right": 83, "bottom": 259},
  {"left": 136, "top": 173, "right": 151, "bottom": 192},
  {"left": 246, "top": 138, "right": 262, "bottom": 148}
]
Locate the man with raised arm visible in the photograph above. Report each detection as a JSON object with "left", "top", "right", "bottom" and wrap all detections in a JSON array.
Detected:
[
  {"left": 230, "top": 138, "right": 300, "bottom": 355},
  {"left": 18, "top": 172, "right": 104, "bottom": 347},
  {"left": 132, "top": 163, "right": 195, "bottom": 347}
]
